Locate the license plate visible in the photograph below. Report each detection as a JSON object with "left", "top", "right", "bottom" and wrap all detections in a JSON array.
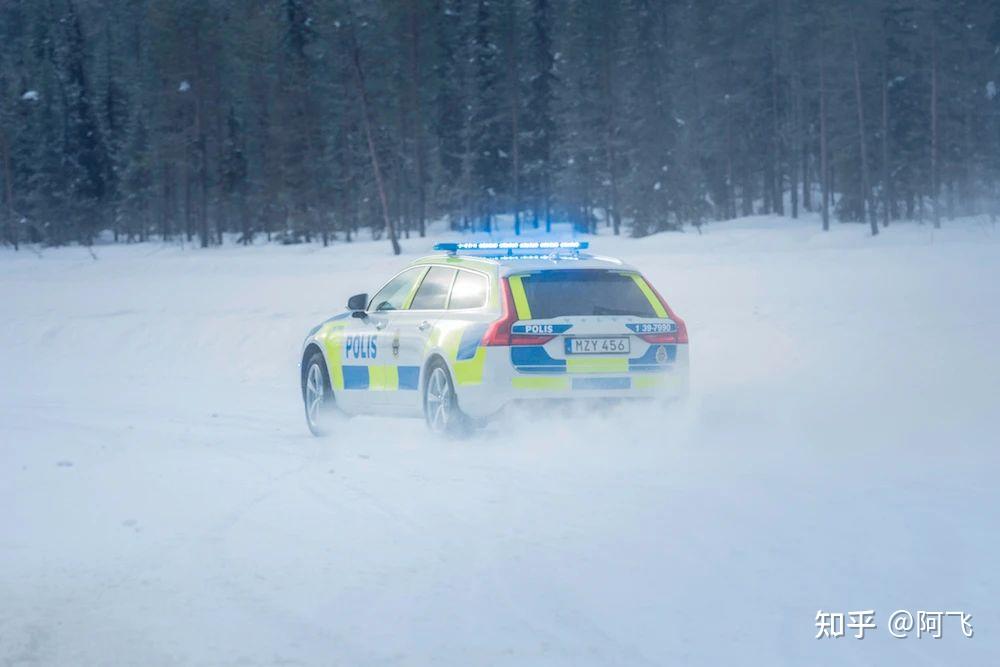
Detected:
[{"left": 564, "top": 337, "right": 630, "bottom": 355}]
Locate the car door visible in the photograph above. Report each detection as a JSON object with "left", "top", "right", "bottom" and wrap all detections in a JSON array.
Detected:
[
  {"left": 380, "top": 265, "right": 457, "bottom": 413},
  {"left": 336, "top": 266, "right": 427, "bottom": 413}
]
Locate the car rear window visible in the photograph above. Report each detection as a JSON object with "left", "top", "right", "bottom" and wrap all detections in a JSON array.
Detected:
[{"left": 516, "top": 270, "right": 659, "bottom": 319}]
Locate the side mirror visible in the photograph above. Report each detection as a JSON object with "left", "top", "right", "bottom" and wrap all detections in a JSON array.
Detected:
[{"left": 347, "top": 293, "right": 368, "bottom": 317}]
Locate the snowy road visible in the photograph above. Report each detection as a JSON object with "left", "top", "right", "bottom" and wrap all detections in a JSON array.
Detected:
[{"left": 2, "top": 217, "right": 999, "bottom": 665}]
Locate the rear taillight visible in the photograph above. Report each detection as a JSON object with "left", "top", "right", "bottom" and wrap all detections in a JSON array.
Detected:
[
  {"left": 481, "top": 279, "right": 517, "bottom": 346},
  {"left": 674, "top": 318, "right": 689, "bottom": 344},
  {"left": 640, "top": 333, "right": 679, "bottom": 344},
  {"left": 509, "top": 334, "right": 554, "bottom": 346},
  {"left": 643, "top": 279, "right": 689, "bottom": 344}
]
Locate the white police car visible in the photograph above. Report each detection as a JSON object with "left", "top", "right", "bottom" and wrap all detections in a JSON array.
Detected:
[{"left": 300, "top": 242, "right": 689, "bottom": 436}]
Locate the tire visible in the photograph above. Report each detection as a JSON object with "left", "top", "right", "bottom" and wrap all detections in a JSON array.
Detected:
[
  {"left": 422, "top": 360, "right": 471, "bottom": 437},
  {"left": 302, "top": 350, "right": 337, "bottom": 437}
]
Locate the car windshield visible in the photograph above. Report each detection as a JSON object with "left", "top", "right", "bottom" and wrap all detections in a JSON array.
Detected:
[{"left": 516, "top": 269, "right": 660, "bottom": 318}]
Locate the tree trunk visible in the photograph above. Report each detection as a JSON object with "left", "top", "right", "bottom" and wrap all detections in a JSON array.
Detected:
[
  {"left": 240, "top": 191, "right": 251, "bottom": 245},
  {"left": 601, "top": 17, "right": 621, "bottom": 236},
  {"left": 215, "top": 84, "right": 225, "bottom": 246},
  {"left": 544, "top": 172, "right": 551, "bottom": 233},
  {"left": 160, "top": 161, "right": 172, "bottom": 240},
  {"left": 184, "top": 162, "right": 193, "bottom": 243},
  {"left": 349, "top": 22, "right": 400, "bottom": 255},
  {"left": 393, "top": 99, "right": 408, "bottom": 240},
  {"left": 725, "top": 97, "right": 735, "bottom": 219},
  {"left": 408, "top": 0, "right": 426, "bottom": 238},
  {"left": 790, "top": 70, "right": 800, "bottom": 219},
  {"left": 193, "top": 31, "right": 209, "bottom": 248},
  {"left": 344, "top": 143, "right": 355, "bottom": 242},
  {"left": 880, "top": 54, "right": 891, "bottom": 227},
  {"left": 770, "top": 40, "right": 783, "bottom": 216},
  {"left": 607, "top": 143, "right": 621, "bottom": 235},
  {"left": 505, "top": 0, "right": 521, "bottom": 236},
  {"left": 930, "top": 22, "right": 940, "bottom": 229},
  {"left": 802, "top": 126, "right": 811, "bottom": 211},
  {"left": 196, "top": 99, "right": 209, "bottom": 248},
  {"left": 741, "top": 167, "right": 753, "bottom": 216},
  {"left": 852, "top": 32, "right": 877, "bottom": 235},
  {"left": 819, "top": 27, "right": 830, "bottom": 231},
  {"left": 0, "top": 128, "right": 16, "bottom": 250},
  {"left": 723, "top": 58, "right": 736, "bottom": 220},
  {"left": 338, "top": 172, "right": 351, "bottom": 243}
]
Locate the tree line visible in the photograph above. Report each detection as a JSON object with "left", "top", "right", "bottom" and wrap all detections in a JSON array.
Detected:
[{"left": 1, "top": 0, "right": 998, "bottom": 253}]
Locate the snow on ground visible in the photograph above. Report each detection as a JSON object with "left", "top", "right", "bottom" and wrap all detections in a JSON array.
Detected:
[{"left": 1, "top": 215, "right": 998, "bottom": 666}]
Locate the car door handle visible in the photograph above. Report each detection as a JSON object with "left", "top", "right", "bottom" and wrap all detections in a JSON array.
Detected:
[
  {"left": 375, "top": 320, "right": 386, "bottom": 331},
  {"left": 418, "top": 320, "right": 431, "bottom": 332}
]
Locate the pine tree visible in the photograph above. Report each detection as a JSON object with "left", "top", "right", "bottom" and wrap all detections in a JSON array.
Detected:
[
  {"left": 59, "top": 0, "right": 110, "bottom": 243},
  {"left": 620, "top": 0, "right": 676, "bottom": 235},
  {"left": 119, "top": 113, "right": 153, "bottom": 241},
  {"left": 220, "top": 106, "right": 249, "bottom": 243},
  {"left": 524, "top": 0, "right": 556, "bottom": 231},
  {"left": 469, "top": 0, "right": 507, "bottom": 230}
]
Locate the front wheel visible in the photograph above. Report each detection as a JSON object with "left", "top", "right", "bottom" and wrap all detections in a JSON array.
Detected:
[
  {"left": 302, "top": 351, "right": 337, "bottom": 436},
  {"left": 423, "top": 361, "right": 470, "bottom": 437}
]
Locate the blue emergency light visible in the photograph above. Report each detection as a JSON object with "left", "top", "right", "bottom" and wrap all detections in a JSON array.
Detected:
[{"left": 433, "top": 240, "right": 589, "bottom": 256}]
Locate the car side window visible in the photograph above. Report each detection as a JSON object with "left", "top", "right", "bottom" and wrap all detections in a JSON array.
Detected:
[
  {"left": 448, "top": 270, "right": 489, "bottom": 309},
  {"left": 369, "top": 267, "right": 426, "bottom": 312},
  {"left": 408, "top": 266, "right": 457, "bottom": 310}
]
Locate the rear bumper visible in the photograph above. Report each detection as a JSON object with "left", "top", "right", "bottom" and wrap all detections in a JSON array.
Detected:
[{"left": 454, "top": 345, "right": 689, "bottom": 419}]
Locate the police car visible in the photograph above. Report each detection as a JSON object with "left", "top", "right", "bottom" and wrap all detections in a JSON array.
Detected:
[{"left": 300, "top": 241, "right": 689, "bottom": 436}]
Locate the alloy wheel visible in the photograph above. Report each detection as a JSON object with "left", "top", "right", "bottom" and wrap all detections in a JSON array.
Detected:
[
  {"left": 425, "top": 366, "right": 452, "bottom": 433},
  {"left": 305, "top": 362, "right": 325, "bottom": 430}
]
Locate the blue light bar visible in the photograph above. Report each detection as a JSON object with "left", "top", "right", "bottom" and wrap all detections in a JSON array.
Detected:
[
  {"left": 433, "top": 241, "right": 589, "bottom": 253},
  {"left": 495, "top": 254, "right": 582, "bottom": 261}
]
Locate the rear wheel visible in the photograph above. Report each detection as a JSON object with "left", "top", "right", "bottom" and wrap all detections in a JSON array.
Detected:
[
  {"left": 302, "top": 351, "right": 336, "bottom": 436},
  {"left": 423, "top": 361, "right": 470, "bottom": 437}
]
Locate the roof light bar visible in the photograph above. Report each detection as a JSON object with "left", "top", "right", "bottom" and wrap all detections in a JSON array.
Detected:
[
  {"left": 433, "top": 240, "right": 589, "bottom": 254},
  {"left": 495, "top": 253, "right": 582, "bottom": 261}
]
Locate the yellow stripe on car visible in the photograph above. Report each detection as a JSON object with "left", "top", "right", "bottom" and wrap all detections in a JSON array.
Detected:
[
  {"left": 384, "top": 364, "right": 399, "bottom": 390},
  {"left": 368, "top": 364, "right": 383, "bottom": 390},
  {"left": 630, "top": 274, "right": 668, "bottom": 318},
  {"left": 508, "top": 275, "right": 532, "bottom": 320},
  {"left": 566, "top": 357, "right": 628, "bottom": 374},
  {"left": 454, "top": 347, "right": 486, "bottom": 385},
  {"left": 367, "top": 364, "right": 400, "bottom": 391},
  {"left": 632, "top": 375, "right": 664, "bottom": 389},
  {"left": 429, "top": 321, "right": 487, "bottom": 386},
  {"left": 512, "top": 376, "right": 570, "bottom": 390},
  {"left": 634, "top": 373, "right": 685, "bottom": 392},
  {"left": 319, "top": 323, "right": 347, "bottom": 390},
  {"left": 401, "top": 266, "right": 430, "bottom": 310}
]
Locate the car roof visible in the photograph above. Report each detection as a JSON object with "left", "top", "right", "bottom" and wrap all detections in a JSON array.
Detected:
[{"left": 410, "top": 252, "right": 637, "bottom": 276}]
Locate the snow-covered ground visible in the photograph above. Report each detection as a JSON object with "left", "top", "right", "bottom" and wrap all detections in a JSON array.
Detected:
[{"left": 2, "top": 216, "right": 998, "bottom": 666}]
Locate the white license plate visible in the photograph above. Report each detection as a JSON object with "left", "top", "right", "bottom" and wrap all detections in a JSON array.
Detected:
[{"left": 565, "top": 337, "right": 631, "bottom": 355}]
